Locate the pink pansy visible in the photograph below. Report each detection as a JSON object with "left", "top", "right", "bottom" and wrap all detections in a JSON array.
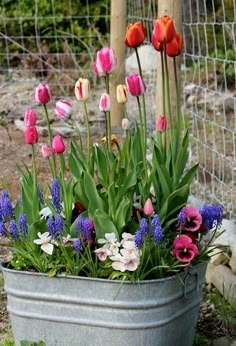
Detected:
[
  {"left": 143, "top": 198, "right": 154, "bottom": 216},
  {"left": 173, "top": 234, "right": 198, "bottom": 263},
  {"left": 156, "top": 115, "right": 167, "bottom": 132},
  {"left": 125, "top": 74, "right": 146, "bottom": 97},
  {"left": 178, "top": 206, "right": 202, "bottom": 231},
  {"left": 35, "top": 83, "right": 51, "bottom": 104},
  {"left": 94, "top": 247, "right": 112, "bottom": 261},
  {"left": 94, "top": 47, "right": 116, "bottom": 76},
  {"left": 99, "top": 93, "right": 111, "bottom": 112},
  {"left": 55, "top": 100, "right": 73, "bottom": 120},
  {"left": 24, "top": 126, "right": 38, "bottom": 145},
  {"left": 41, "top": 144, "right": 53, "bottom": 158},
  {"left": 52, "top": 135, "right": 65, "bottom": 154},
  {"left": 24, "top": 109, "right": 37, "bottom": 127}
]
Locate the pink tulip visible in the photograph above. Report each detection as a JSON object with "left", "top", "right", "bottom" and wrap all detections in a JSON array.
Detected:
[
  {"left": 41, "top": 144, "right": 53, "bottom": 158},
  {"left": 55, "top": 100, "right": 73, "bottom": 120},
  {"left": 52, "top": 135, "right": 65, "bottom": 154},
  {"left": 99, "top": 93, "right": 111, "bottom": 112},
  {"left": 94, "top": 47, "right": 116, "bottom": 76},
  {"left": 125, "top": 74, "right": 146, "bottom": 97},
  {"left": 173, "top": 235, "right": 198, "bottom": 263},
  {"left": 156, "top": 115, "right": 167, "bottom": 132},
  {"left": 143, "top": 198, "right": 154, "bottom": 216},
  {"left": 24, "top": 126, "right": 38, "bottom": 145},
  {"left": 75, "top": 78, "right": 90, "bottom": 102},
  {"left": 24, "top": 109, "right": 37, "bottom": 127},
  {"left": 35, "top": 83, "right": 51, "bottom": 104}
]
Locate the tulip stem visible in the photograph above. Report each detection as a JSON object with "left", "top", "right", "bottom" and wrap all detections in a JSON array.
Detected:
[
  {"left": 160, "top": 51, "right": 166, "bottom": 116},
  {"left": 59, "top": 154, "right": 70, "bottom": 222},
  {"left": 137, "top": 96, "right": 148, "bottom": 179},
  {"left": 105, "top": 74, "right": 112, "bottom": 152},
  {"left": 83, "top": 102, "right": 91, "bottom": 162},
  {"left": 31, "top": 144, "right": 39, "bottom": 219},
  {"left": 103, "top": 111, "right": 108, "bottom": 149},
  {"left": 43, "top": 104, "right": 56, "bottom": 178}
]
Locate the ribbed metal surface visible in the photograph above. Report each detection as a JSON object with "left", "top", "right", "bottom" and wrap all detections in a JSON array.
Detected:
[{"left": 2, "top": 263, "right": 206, "bottom": 346}]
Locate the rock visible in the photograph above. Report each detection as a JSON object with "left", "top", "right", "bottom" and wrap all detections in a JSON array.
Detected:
[
  {"left": 126, "top": 45, "right": 157, "bottom": 73},
  {"left": 213, "top": 336, "right": 232, "bottom": 346},
  {"left": 14, "top": 119, "right": 75, "bottom": 137}
]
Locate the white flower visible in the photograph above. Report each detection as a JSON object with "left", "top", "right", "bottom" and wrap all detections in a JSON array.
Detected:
[
  {"left": 121, "top": 232, "right": 135, "bottom": 245},
  {"left": 33, "top": 232, "right": 54, "bottom": 255},
  {"left": 97, "top": 233, "right": 120, "bottom": 255},
  {"left": 94, "top": 247, "right": 112, "bottom": 261},
  {"left": 39, "top": 207, "right": 52, "bottom": 219},
  {"left": 110, "top": 254, "right": 127, "bottom": 272},
  {"left": 111, "top": 251, "right": 140, "bottom": 272},
  {"left": 121, "top": 240, "right": 140, "bottom": 259}
]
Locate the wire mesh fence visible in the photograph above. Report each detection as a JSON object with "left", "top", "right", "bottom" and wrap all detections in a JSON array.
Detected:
[{"left": 0, "top": 0, "right": 235, "bottom": 217}]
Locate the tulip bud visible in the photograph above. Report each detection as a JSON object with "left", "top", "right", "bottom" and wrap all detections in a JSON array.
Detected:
[
  {"left": 41, "top": 144, "right": 53, "bottom": 158},
  {"left": 24, "top": 126, "right": 38, "bottom": 145},
  {"left": 166, "top": 33, "right": 183, "bottom": 57},
  {"left": 156, "top": 115, "right": 167, "bottom": 132},
  {"left": 152, "top": 15, "right": 176, "bottom": 43},
  {"left": 125, "top": 22, "right": 146, "bottom": 48},
  {"left": 52, "top": 135, "right": 65, "bottom": 154},
  {"left": 24, "top": 109, "right": 37, "bottom": 127},
  {"left": 55, "top": 100, "right": 73, "bottom": 120},
  {"left": 35, "top": 83, "right": 51, "bottom": 104},
  {"left": 116, "top": 84, "right": 128, "bottom": 104},
  {"left": 99, "top": 93, "right": 111, "bottom": 112},
  {"left": 125, "top": 74, "right": 146, "bottom": 97},
  {"left": 94, "top": 47, "right": 116, "bottom": 76},
  {"left": 143, "top": 198, "right": 154, "bottom": 216},
  {"left": 75, "top": 78, "right": 90, "bottom": 102},
  {"left": 122, "top": 118, "right": 130, "bottom": 130}
]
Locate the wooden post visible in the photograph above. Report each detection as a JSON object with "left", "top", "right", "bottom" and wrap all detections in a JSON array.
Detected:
[
  {"left": 156, "top": 0, "right": 182, "bottom": 117},
  {"left": 110, "top": 0, "right": 127, "bottom": 128}
]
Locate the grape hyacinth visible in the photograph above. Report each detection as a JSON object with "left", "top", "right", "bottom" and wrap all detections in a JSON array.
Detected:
[
  {"left": 0, "top": 190, "right": 13, "bottom": 221},
  {"left": 9, "top": 220, "right": 19, "bottom": 240},
  {"left": 76, "top": 215, "right": 93, "bottom": 241},
  {"left": 0, "top": 221, "right": 7, "bottom": 237},
  {"left": 73, "top": 239, "right": 82, "bottom": 253},
  {"left": 151, "top": 214, "right": 163, "bottom": 245},
  {"left": 134, "top": 218, "right": 149, "bottom": 248},
  {"left": 50, "top": 179, "right": 62, "bottom": 214},
  {"left": 200, "top": 203, "right": 224, "bottom": 230},
  {"left": 47, "top": 215, "right": 64, "bottom": 238},
  {"left": 18, "top": 213, "right": 28, "bottom": 236}
]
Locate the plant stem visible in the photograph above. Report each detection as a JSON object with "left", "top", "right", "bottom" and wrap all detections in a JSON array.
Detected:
[
  {"left": 160, "top": 51, "right": 166, "bottom": 115},
  {"left": 59, "top": 154, "right": 69, "bottom": 222},
  {"left": 43, "top": 104, "right": 56, "bottom": 178},
  {"left": 136, "top": 96, "right": 148, "bottom": 179},
  {"left": 83, "top": 101, "right": 91, "bottom": 162},
  {"left": 103, "top": 111, "right": 108, "bottom": 149},
  {"left": 105, "top": 74, "right": 112, "bottom": 152}
]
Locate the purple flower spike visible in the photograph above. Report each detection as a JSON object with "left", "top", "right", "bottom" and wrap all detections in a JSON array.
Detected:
[
  {"left": 9, "top": 220, "right": 19, "bottom": 240},
  {"left": 134, "top": 218, "right": 149, "bottom": 248},
  {"left": 18, "top": 213, "right": 28, "bottom": 236},
  {"left": 0, "top": 221, "right": 7, "bottom": 237},
  {"left": 50, "top": 179, "right": 62, "bottom": 214},
  {"left": 76, "top": 215, "right": 93, "bottom": 241},
  {"left": 151, "top": 214, "right": 163, "bottom": 245},
  {"left": 0, "top": 190, "right": 13, "bottom": 221},
  {"left": 200, "top": 203, "right": 224, "bottom": 230},
  {"left": 73, "top": 239, "right": 82, "bottom": 253}
]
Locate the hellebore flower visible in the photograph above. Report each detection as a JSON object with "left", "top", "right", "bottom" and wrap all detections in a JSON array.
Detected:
[
  {"left": 24, "top": 109, "right": 37, "bottom": 127},
  {"left": 24, "top": 126, "right": 38, "bottom": 145},
  {"left": 41, "top": 144, "right": 53, "bottom": 158},
  {"left": 173, "top": 235, "right": 198, "bottom": 263},
  {"left": 125, "top": 21, "right": 146, "bottom": 48},
  {"left": 55, "top": 99, "right": 73, "bottom": 120},
  {"left": 52, "top": 135, "right": 65, "bottom": 154},
  {"left": 35, "top": 83, "right": 51, "bottom": 104},
  {"left": 152, "top": 15, "right": 176, "bottom": 43},
  {"left": 166, "top": 33, "right": 183, "bottom": 57},
  {"left": 75, "top": 78, "right": 90, "bottom": 102},
  {"left": 156, "top": 115, "right": 167, "bottom": 132},
  {"left": 178, "top": 206, "right": 202, "bottom": 231},
  {"left": 93, "top": 47, "right": 116, "bottom": 76},
  {"left": 33, "top": 232, "right": 54, "bottom": 255},
  {"left": 125, "top": 74, "right": 146, "bottom": 97},
  {"left": 200, "top": 203, "right": 224, "bottom": 230},
  {"left": 99, "top": 93, "right": 111, "bottom": 112},
  {"left": 116, "top": 84, "right": 128, "bottom": 104}
]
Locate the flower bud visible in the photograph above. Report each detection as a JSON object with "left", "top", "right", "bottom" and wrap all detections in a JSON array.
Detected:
[
  {"left": 152, "top": 15, "right": 176, "bottom": 43},
  {"left": 125, "top": 22, "right": 146, "bottom": 48},
  {"left": 166, "top": 33, "right": 183, "bottom": 57},
  {"left": 24, "top": 109, "right": 37, "bottom": 127},
  {"left": 41, "top": 144, "right": 53, "bottom": 158},
  {"left": 156, "top": 115, "right": 167, "bottom": 132},
  {"left": 52, "top": 135, "right": 65, "bottom": 154},
  {"left": 55, "top": 100, "right": 73, "bottom": 120},
  {"left": 35, "top": 83, "right": 51, "bottom": 104},
  {"left": 24, "top": 126, "right": 38, "bottom": 145},
  {"left": 93, "top": 47, "right": 116, "bottom": 76},
  {"left": 125, "top": 74, "right": 146, "bottom": 97},
  {"left": 122, "top": 118, "right": 130, "bottom": 130},
  {"left": 75, "top": 78, "right": 90, "bottom": 102},
  {"left": 116, "top": 84, "right": 128, "bottom": 104},
  {"left": 143, "top": 198, "right": 154, "bottom": 216},
  {"left": 99, "top": 93, "right": 111, "bottom": 112}
]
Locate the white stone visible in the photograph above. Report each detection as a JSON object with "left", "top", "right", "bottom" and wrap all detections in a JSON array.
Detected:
[{"left": 125, "top": 45, "right": 157, "bottom": 73}]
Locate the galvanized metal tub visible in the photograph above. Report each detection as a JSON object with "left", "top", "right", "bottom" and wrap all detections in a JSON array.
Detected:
[{"left": 1, "top": 263, "right": 206, "bottom": 346}]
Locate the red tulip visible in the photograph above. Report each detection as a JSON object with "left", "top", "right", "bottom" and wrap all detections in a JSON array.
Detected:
[
  {"left": 152, "top": 15, "right": 176, "bottom": 43},
  {"left": 125, "top": 74, "right": 146, "bottom": 97},
  {"left": 35, "top": 83, "right": 51, "bottom": 104},
  {"left": 156, "top": 115, "right": 167, "bottom": 132},
  {"left": 52, "top": 135, "right": 65, "bottom": 154},
  {"left": 151, "top": 33, "right": 163, "bottom": 51},
  {"left": 94, "top": 47, "right": 116, "bottom": 76},
  {"left": 24, "top": 109, "right": 37, "bottom": 127},
  {"left": 125, "top": 22, "right": 146, "bottom": 48},
  {"left": 24, "top": 126, "right": 38, "bottom": 145},
  {"left": 166, "top": 33, "right": 183, "bottom": 57},
  {"left": 173, "top": 235, "right": 198, "bottom": 263}
]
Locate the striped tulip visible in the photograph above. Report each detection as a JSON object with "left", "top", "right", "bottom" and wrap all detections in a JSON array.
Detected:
[
  {"left": 55, "top": 100, "right": 73, "bottom": 120},
  {"left": 125, "top": 74, "right": 146, "bottom": 97},
  {"left": 116, "top": 84, "right": 128, "bottom": 104},
  {"left": 99, "top": 93, "right": 111, "bottom": 112},
  {"left": 75, "top": 79, "right": 90, "bottom": 102},
  {"left": 93, "top": 47, "right": 116, "bottom": 76},
  {"left": 24, "top": 109, "right": 37, "bottom": 127},
  {"left": 35, "top": 83, "right": 51, "bottom": 104}
]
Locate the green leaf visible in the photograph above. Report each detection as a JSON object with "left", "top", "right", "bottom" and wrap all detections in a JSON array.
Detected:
[
  {"left": 48, "top": 267, "right": 58, "bottom": 277},
  {"left": 93, "top": 209, "right": 119, "bottom": 240},
  {"left": 83, "top": 171, "right": 106, "bottom": 212},
  {"left": 94, "top": 145, "right": 109, "bottom": 187},
  {"left": 114, "top": 196, "right": 131, "bottom": 234},
  {"left": 178, "top": 163, "right": 198, "bottom": 189}
]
